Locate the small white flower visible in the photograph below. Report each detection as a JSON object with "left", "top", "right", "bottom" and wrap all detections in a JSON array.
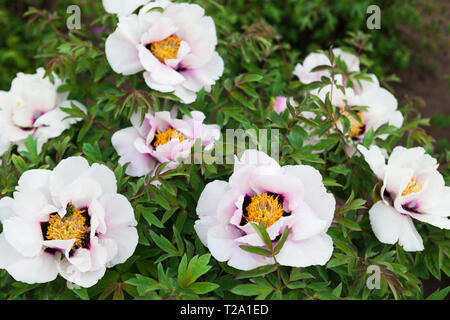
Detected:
[
  {"left": 0, "top": 68, "right": 85, "bottom": 155},
  {"left": 111, "top": 109, "right": 220, "bottom": 177},
  {"left": 194, "top": 150, "right": 335, "bottom": 270},
  {"left": 0, "top": 157, "right": 138, "bottom": 287},
  {"left": 358, "top": 145, "right": 450, "bottom": 251},
  {"left": 105, "top": 0, "right": 224, "bottom": 104}
]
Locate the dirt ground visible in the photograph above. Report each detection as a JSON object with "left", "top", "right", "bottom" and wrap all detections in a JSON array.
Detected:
[
  {"left": 389, "top": 1, "right": 450, "bottom": 296},
  {"left": 390, "top": 1, "right": 450, "bottom": 142}
]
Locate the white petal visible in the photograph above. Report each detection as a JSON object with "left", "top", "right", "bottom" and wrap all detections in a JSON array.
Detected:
[
  {"left": 369, "top": 201, "right": 405, "bottom": 245},
  {"left": 105, "top": 15, "right": 143, "bottom": 75},
  {"left": 276, "top": 234, "right": 334, "bottom": 267},
  {"left": 102, "top": 0, "right": 148, "bottom": 16},
  {"left": 282, "top": 165, "right": 335, "bottom": 227},
  {"left": 87, "top": 163, "right": 117, "bottom": 195},
  {"left": 357, "top": 145, "right": 386, "bottom": 180},
  {"left": 398, "top": 217, "right": 424, "bottom": 252}
]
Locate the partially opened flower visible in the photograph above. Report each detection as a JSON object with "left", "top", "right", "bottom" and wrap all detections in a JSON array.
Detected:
[
  {"left": 102, "top": 0, "right": 151, "bottom": 16},
  {"left": 0, "top": 68, "right": 85, "bottom": 155},
  {"left": 272, "top": 96, "right": 297, "bottom": 115},
  {"left": 105, "top": 0, "right": 224, "bottom": 104},
  {"left": 313, "top": 84, "right": 403, "bottom": 155},
  {"left": 194, "top": 150, "right": 335, "bottom": 270},
  {"left": 293, "top": 48, "right": 360, "bottom": 85},
  {"left": 0, "top": 157, "right": 138, "bottom": 287},
  {"left": 358, "top": 145, "right": 450, "bottom": 251},
  {"left": 112, "top": 109, "right": 220, "bottom": 177}
]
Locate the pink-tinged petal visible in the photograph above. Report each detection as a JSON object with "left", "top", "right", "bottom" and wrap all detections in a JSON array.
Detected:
[
  {"left": 332, "top": 48, "right": 360, "bottom": 72},
  {"left": 227, "top": 245, "right": 272, "bottom": 271},
  {"left": 293, "top": 52, "right": 331, "bottom": 84},
  {"left": 0, "top": 234, "right": 58, "bottom": 284},
  {"left": 137, "top": 44, "right": 185, "bottom": 85},
  {"left": 398, "top": 217, "right": 424, "bottom": 252},
  {"left": 130, "top": 111, "right": 152, "bottom": 137},
  {"left": 102, "top": 0, "right": 149, "bottom": 16},
  {"left": 289, "top": 203, "right": 328, "bottom": 241},
  {"left": 206, "top": 224, "right": 243, "bottom": 262},
  {"left": 369, "top": 201, "right": 406, "bottom": 245},
  {"left": 140, "top": 15, "right": 178, "bottom": 44},
  {"left": 111, "top": 127, "right": 155, "bottom": 177},
  {"left": 180, "top": 52, "right": 224, "bottom": 93},
  {"left": 105, "top": 15, "right": 143, "bottom": 75},
  {"left": 282, "top": 165, "right": 335, "bottom": 227},
  {"left": 196, "top": 180, "right": 229, "bottom": 219},
  {"left": 274, "top": 96, "right": 288, "bottom": 114},
  {"left": 276, "top": 234, "right": 333, "bottom": 267},
  {"left": 357, "top": 145, "right": 386, "bottom": 181}
]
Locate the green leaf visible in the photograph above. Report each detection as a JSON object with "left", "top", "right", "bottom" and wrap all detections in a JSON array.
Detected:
[
  {"left": 426, "top": 286, "right": 450, "bottom": 300},
  {"left": 188, "top": 282, "right": 219, "bottom": 295},
  {"left": 178, "top": 254, "right": 213, "bottom": 288},
  {"left": 230, "top": 284, "right": 273, "bottom": 297},
  {"left": 11, "top": 154, "right": 27, "bottom": 173}
]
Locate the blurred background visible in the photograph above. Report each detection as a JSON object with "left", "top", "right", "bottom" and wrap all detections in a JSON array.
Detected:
[{"left": 0, "top": 0, "right": 448, "bottom": 298}]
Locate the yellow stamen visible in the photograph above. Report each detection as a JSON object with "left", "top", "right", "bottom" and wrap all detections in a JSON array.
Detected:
[
  {"left": 153, "top": 128, "right": 184, "bottom": 147},
  {"left": 246, "top": 193, "right": 284, "bottom": 228},
  {"left": 150, "top": 36, "right": 181, "bottom": 63},
  {"left": 46, "top": 208, "right": 88, "bottom": 250},
  {"left": 339, "top": 107, "right": 364, "bottom": 138},
  {"left": 402, "top": 176, "right": 422, "bottom": 196}
]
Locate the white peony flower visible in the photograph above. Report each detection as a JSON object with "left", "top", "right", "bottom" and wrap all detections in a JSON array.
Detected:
[
  {"left": 105, "top": 0, "right": 224, "bottom": 104},
  {"left": 358, "top": 145, "right": 450, "bottom": 251},
  {"left": 111, "top": 109, "right": 220, "bottom": 177},
  {"left": 0, "top": 157, "right": 138, "bottom": 287},
  {"left": 103, "top": 0, "right": 152, "bottom": 16},
  {"left": 293, "top": 48, "right": 360, "bottom": 85},
  {"left": 312, "top": 84, "right": 403, "bottom": 156},
  {"left": 0, "top": 68, "right": 85, "bottom": 155},
  {"left": 194, "top": 150, "right": 335, "bottom": 270}
]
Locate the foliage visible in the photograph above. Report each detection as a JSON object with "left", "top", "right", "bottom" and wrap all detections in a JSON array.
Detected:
[{"left": 0, "top": 0, "right": 448, "bottom": 300}]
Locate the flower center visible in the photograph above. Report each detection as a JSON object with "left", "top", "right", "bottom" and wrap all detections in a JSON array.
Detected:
[
  {"left": 246, "top": 193, "right": 284, "bottom": 228},
  {"left": 402, "top": 176, "right": 422, "bottom": 196},
  {"left": 45, "top": 204, "right": 89, "bottom": 250},
  {"left": 153, "top": 128, "right": 184, "bottom": 147},
  {"left": 149, "top": 36, "right": 181, "bottom": 63},
  {"left": 339, "top": 108, "right": 365, "bottom": 138}
]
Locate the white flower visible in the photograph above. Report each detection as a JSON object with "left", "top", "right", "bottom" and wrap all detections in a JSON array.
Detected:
[
  {"left": 103, "top": 0, "right": 152, "bottom": 16},
  {"left": 0, "top": 68, "right": 85, "bottom": 155},
  {"left": 358, "top": 145, "right": 450, "bottom": 251},
  {"left": 194, "top": 150, "right": 335, "bottom": 270},
  {"left": 0, "top": 157, "right": 138, "bottom": 287},
  {"left": 293, "top": 48, "right": 360, "bottom": 85},
  {"left": 313, "top": 84, "right": 403, "bottom": 155},
  {"left": 105, "top": 0, "right": 224, "bottom": 104},
  {"left": 111, "top": 109, "right": 220, "bottom": 177}
]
